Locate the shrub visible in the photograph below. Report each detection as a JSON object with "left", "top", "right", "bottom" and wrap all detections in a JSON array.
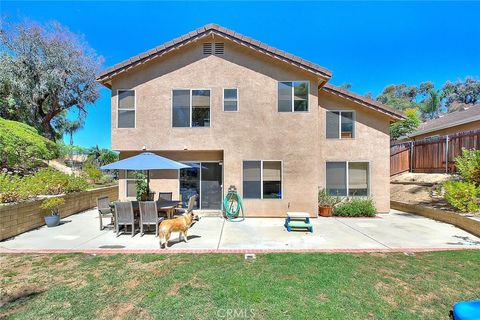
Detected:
[
  {"left": 318, "top": 188, "right": 342, "bottom": 208},
  {"left": 0, "top": 118, "right": 58, "bottom": 171},
  {"left": 0, "top": 168, "right": 89, "bottom": 203},
  {"left": 40, "top": 197, "right": 65, "bottom": 215},
  {"left": 455, "top": 149, "right": 480, "bottom": 185},
  {"left": 64, "top": 175, "right": 89, "bottom": 193},
  {"left": 0, "top": 173, "right": 27, "bottom": 203},
  {"left": 443, "top": 180, "right": 480, "bottom": 212},
  {"left": 83, "top": 163, "right": 102, "bottom": 183},
  {"left": 334, "top": 198, "right": 377, "bottom": 217}
]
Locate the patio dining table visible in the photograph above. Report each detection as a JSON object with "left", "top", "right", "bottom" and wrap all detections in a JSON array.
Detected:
[{"left": 130, "top": 200, "right": 181, "bottom": 219}]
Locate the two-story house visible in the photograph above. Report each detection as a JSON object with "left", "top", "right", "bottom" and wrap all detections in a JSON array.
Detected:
[{"left": 97, "top": 24, "right": 404, "bottom": 217}]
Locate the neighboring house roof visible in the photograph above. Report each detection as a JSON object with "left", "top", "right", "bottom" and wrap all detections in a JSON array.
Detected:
[
  {"left": 96, "top": 23, "right": 332, "bottom": 85},
  {"left": 408, "top": 105, "right": 480, "bottom": 138},
  {"left": 321, "top": 84, "right": 405, "bottom": 120}
]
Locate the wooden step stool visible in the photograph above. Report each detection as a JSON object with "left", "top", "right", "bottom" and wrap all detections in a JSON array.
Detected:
[{"left": 285, "top": 212, "right": 313, "bottom": 233}]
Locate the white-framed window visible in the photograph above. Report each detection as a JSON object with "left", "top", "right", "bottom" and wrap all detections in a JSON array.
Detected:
[
  {"left": 125, "top": 170, "right": 148, "bottom": 198},
  {"left": 326, "top": 111, "right": 355, "bottom": 139},
  {"left": 172, "top": 89, "right": 211, "bottom": 127},
  {"left": 278, "top": 81, "right": 309, "bottom": 112},
  {"left": 117, "top": 90, "right": 135, "bottom": 128},
  {"left": 223, "top": 88, "right": 238, "bottom": 112},
  {"left": 243, "top": 160, "right": 282, "bottom": 199},
  {"left": 325, "top": 161, "right": 369, "bottom": 196}
]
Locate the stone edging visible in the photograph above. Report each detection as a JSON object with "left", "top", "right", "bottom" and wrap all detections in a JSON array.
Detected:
[
  {"left": 1, "top": 247, "right": 479, "bottom": 255},
  {"left": 391, "top": 200, "right": 480, "bottom": 237}
]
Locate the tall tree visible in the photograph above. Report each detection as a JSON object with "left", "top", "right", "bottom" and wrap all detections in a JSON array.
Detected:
[
  {"left": 59, "top": 118, "right": 84, "bottom": 145},
  {"left": 420, "top": 89, "right": 441, "bottom": 120},
  {"left": 0, "top": 20, "right": 103, "bottom": 140},
  {"left": 442, "top": 77, "right": 480, "bottom": 111},
  {"left": 376, "top": 84, "right": 420, "bottom": 111}
]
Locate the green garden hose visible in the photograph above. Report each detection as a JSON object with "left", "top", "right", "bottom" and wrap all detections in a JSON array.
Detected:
[{"left": 223, "top": 187, "right": 245, "bottom": 222}]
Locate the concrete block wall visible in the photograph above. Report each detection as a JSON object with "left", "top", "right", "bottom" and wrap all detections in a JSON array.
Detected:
[{"left": 0, "top": 186, "right": 118, "bottom": 241}]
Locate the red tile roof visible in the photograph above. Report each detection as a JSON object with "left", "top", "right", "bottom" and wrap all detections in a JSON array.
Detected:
[{"left": 97, "top": 24, "right": 332, "bottom": 84}]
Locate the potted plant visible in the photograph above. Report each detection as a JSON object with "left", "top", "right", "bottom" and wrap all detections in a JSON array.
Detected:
[
  {"left": 40, "top": 197, "right": 65, "bottom": 227},
  {"left": 318, "top": 188, "right": 341, "bottom": 217},
  {"left": 135, "top": 172, "right": 155, "bottom": 201}
]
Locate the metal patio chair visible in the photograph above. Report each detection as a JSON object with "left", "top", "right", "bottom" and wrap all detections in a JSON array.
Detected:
[
  {"left": 114, "top": 201, "right": 137, "bottom": 237},
  {"left": 158, "top": 192, "right": 173, "bottom": 201},
  {"left": 139, "top": 201, "right": 163, "bottom": 237},
  {"left": 97, "top": 196, "right": 113, "bottom": 230}
]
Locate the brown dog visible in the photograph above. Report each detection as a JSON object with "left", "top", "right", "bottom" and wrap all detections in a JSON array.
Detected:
[{"left": 159, "top": 212, "right": 198, "bottom": 249}]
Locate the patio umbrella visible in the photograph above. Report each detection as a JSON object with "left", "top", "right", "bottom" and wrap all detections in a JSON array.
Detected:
[{"left": 100, "top": 152, "right": 191, "bottom": 195}]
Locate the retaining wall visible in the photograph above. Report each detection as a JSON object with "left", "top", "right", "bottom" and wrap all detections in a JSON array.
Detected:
[
  {"left": 391, "top": 200, "right": 480, "bottom": 238},
  {"left": 0, "top": 186, "right": 118, "bottom": 241}
]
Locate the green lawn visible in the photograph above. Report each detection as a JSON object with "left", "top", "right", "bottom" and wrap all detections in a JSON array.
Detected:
[{"left": 1, "top": 251, "right": 479, "bottom": 319}]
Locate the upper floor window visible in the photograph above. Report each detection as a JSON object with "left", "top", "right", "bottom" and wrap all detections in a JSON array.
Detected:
[
  {"left": 326, "top": 111, "right": 355, "bottom": 139},
  {"left": 326, "top": 161, "right": 369, "bottom": 197},
  {"left": 118, "top": 90, "right": 135, "bottom": 128},
  {"left": 223, "top": 88, "right": 238, "bottom": 112},
  {"left": 278, "top": 81, "right": 309, "bottom": 112},
  {"left": 243, "top": 160, "right": 282, "bottom": 199},
  {"left": 172, "top": 89, "right": 211, "bottom": 127}
]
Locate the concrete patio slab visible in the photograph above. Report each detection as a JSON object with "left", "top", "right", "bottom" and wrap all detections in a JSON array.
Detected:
[{"left": 1, "top": 208, "right": 480, "bottom": 253}]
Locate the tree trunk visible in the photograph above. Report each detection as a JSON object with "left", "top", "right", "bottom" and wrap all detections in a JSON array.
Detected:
[{"left": 41, "top": 119, "right": 56, "bottom": 140}]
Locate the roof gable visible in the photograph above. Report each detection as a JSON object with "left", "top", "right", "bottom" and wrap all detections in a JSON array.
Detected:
[{"left": 97, "top": 24, "right": 332, "bottom": 87}]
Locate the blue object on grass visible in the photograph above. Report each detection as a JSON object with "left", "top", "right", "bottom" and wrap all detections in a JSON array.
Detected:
[{"left": 452, "top": 300, "right": 480, "bottom": 320}]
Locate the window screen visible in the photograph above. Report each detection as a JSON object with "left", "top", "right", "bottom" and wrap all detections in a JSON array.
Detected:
[
  {"left": 172, "top": 90, "right": 190, "bottom": 127},
  {"left": 326, "top": 162, "right": 347, "bottom": 196},
  {"left": 326, "top": 111, "right": 340, "bottom": 138},
  {"left": 348, "top": 162, "right": 369, "bottom": 196},
  {"left": 223, "top": 88, "right": 238, "bottom": 111},
  {"left": 118, "top": 90, "right": 135, "bottom": 128},
  {"left": 243, "top": 161, "right": 261, "bottom": 199}
]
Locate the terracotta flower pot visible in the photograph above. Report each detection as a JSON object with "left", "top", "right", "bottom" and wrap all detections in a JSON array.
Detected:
[{"left": 318, "top": 206, "right": 333, "bottom": 217}]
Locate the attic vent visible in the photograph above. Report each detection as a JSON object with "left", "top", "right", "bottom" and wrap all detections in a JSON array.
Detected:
[
  {"left": 214, "top": 42, "right": 224, "bottom": 55},
  {"left": 203, "top": 43, "right": 213, "bottom": 55}
]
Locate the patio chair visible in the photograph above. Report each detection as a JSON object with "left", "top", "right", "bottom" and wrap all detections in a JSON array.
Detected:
[
  {"left": 114, "top": 201, "right": 137, "bottom": 237},
  {"left": 139, "top": 201, "right": 163, "bottom": 237},
  {"left": 175, "top": 195, "right": 197, "bottom": 216},
  {"left": 97, "top": 196, "right": 113, "bottom": 230},
  {"left": 158, "top": 192, "right": 173, "bottom": 201}
]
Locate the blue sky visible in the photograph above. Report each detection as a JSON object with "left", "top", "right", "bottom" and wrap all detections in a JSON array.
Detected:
[{"left": 3, "top": 1, "right": 480, "bottom": 149}]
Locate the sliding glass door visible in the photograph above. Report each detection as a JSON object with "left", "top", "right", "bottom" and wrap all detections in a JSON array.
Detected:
[{"left": 179, "top": 162, "right": 222, "bottom": 210}]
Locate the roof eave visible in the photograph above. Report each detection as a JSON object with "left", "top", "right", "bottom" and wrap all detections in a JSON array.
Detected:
[
  {"left": 321, "top": 84, "right": 405, "bottom": 121},
  {"left": 407, "top": 114, "right": 480, "bottom": 138}
]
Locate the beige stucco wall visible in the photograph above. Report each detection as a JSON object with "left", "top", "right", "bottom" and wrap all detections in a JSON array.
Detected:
[
  {"left": 318, "top": 91, "right": 392, "bottom": 213},
  {"left": 110, "top": 38, "right": 391, "bottom": 216},
  {"left": 411, "top": 120, "right": 480, "bottom": 141}
]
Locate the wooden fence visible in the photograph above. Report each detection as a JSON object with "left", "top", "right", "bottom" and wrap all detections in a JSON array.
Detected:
[{"left": 390, "top": 129, "right": 480, "bottom": 176}]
